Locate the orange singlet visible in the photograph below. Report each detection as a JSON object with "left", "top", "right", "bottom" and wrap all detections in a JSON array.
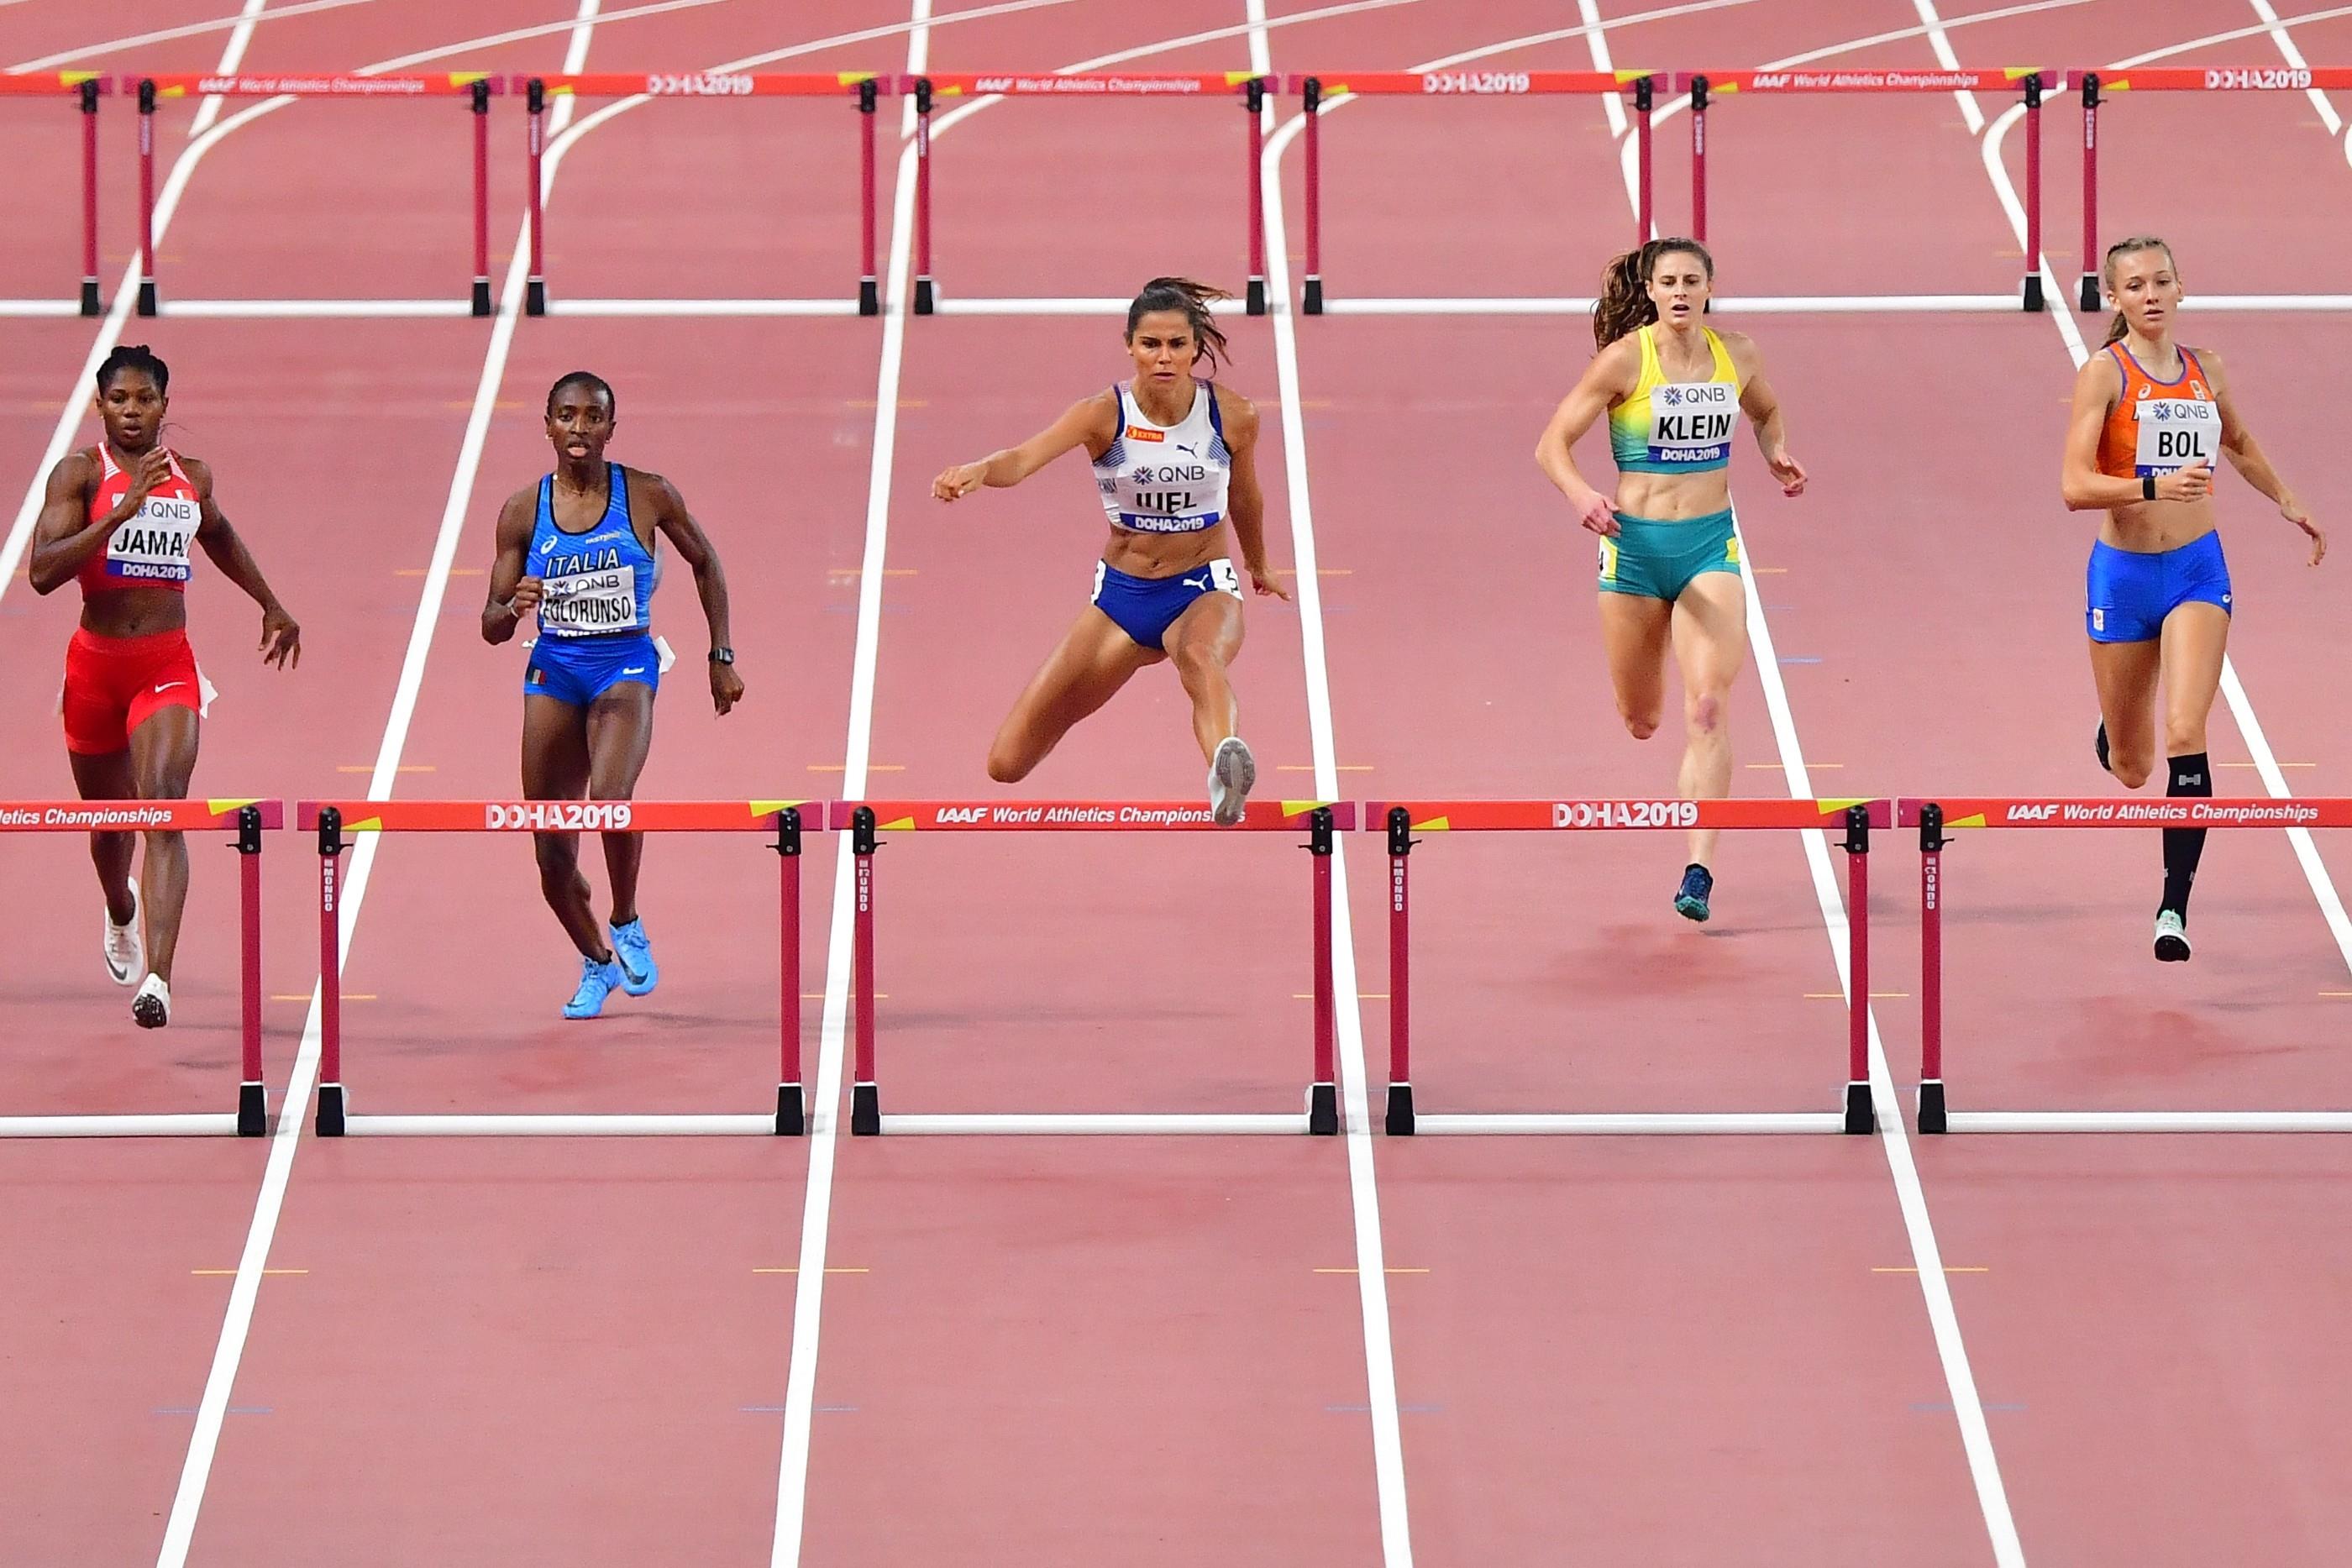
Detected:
[{"left": 2097, "top": 343, "right": 2221, "bottom": 482}]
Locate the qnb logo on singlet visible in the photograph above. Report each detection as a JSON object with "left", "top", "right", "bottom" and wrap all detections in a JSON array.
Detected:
[
  {"left": 539, "top": 543, "right": 641, "bottom": 634},
  {"left": 1647, "top": 381, "right": 1736, "bottom": 464},
  {"left": 2134, "top": 397, "right": 2221, "bottom": 478},
  {"left": 106, "top": 495, "right": 199, "bottom": 582}
]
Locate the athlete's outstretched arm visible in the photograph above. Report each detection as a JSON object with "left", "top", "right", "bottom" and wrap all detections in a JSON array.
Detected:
[
  {"left": 933, "top": 392, "right": 1117, "bottom": 501},
  {"left": 2061, "top": 353, "right": 2211, "bottom": 511},
  {"left": 481, "top": 488, "right": 539, "bottom": 645},
  {"left": 643, "top": 472, "right": 744, "bottom": 716},
  {"left": 26, "top": 450, "right": 154, "bottom": 594},
  {"left": 188, "top": 459, "right": 300, "bottom": 668},
  {"left": 1726, "top": 333, "right": 1807, "bottom": 496},
  {"left": 1217, "top": 392, "right": 1289, "bottom": 601},
  {"left": 2203, "top": 350, "right": 2324, "bottom": 565},
  {"left": 1535, "top": 336, "right": 1638, "bottom": 533}
]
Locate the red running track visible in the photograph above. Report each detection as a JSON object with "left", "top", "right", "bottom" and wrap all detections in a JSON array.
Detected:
[{"left": 6, "top": 0, "right": 2352, "bottom": 1564}]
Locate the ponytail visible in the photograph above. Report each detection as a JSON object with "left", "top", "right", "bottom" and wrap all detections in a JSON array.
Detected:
[
  {"left": 1593, "top": 238, "right": 1714, "bottom": 350},
  {"left": 1126, "top": 276, "right": 1235, "bottom": 374},
  {"left": 2099, "top": 235, "right": 2176, "bottom": 344}
]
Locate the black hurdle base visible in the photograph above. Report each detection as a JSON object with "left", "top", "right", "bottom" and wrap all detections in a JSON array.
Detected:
[
  {"left": 1917, "top": 1080, "right": 1948, "bottom": 1135},
  {"left": 1843, "top": 1080, "right": 1875, "bottom": 1135},
  {"left": 774, "top": 1084, "right": 805, "bottom": 1136},
  {"left": 1308, "top": 1081, "right": 1338, "bottom": 1135},
  {"left": 237, "top": 1081, "right": 267, "bottom": 1138},
  {"left": 850, "top": 1082, "right": 880, "bottom": 1135},
  {"left": 315, "top": 1083, "right": 347, "bottom": 1137},
  {"left": 1383, "top": 1083, "right": 1414, "bottom": 1135}
]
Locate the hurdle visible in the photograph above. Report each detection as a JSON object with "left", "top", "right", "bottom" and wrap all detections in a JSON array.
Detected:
[
  {"left": 1904, "top": 795, "right": 2352, "bottom": 1133},
  {"left": 905, "top": 73, "right": 1272, "bottom": 317},
  {"left": 519, "top": 72, "right": 885, "bottom": 317},
  {"left": 1365, "top": 798, "right": 1887, "bottom": 1135},
  {"left": 301, "top": 799, "right": 820, "bottom": 1136},
  {"left": 833, "top": 799, "right": 1352, "bottom": 1134},
  {"left": 0, "top": 72, "right": 108, "bottom": 317},
  {"left": 133, "top": 73, "right": 501, "bottom": 317},
  {"left": 0, "top": 799, "right": 278, "bottom": 1138}
]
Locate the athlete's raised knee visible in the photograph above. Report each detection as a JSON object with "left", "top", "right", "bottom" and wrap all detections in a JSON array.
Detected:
[
  {"left": 2111, "top": 755, "right": 2155, "bottom": 790},
  {"left": 1620, "top": 707, "right": 1661, "bottom": 742},
  {"left": 986, "top": 745, "right": 1033, "bottom": 785}
]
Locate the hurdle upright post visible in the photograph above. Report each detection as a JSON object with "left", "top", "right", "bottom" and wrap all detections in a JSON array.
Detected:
[
  {"left": 1245, "top": 76, "right": 1267, "bottom": 315},
  {"left": 858, "top": 78, "right": 879, "bottom": 315},
  {"left": 911, "top": 77, "right": 934, "bottom": 315},
  {"left": 235, "top": 805, "right": 267, "bottom": 1135},
  {"left": 80, "top": 77, "right": 102, "bottom": 316},
  {"left": 1688, "top": 75, "right": 1709, "bottom": 244},
  {"left": 849, "top": 805, "right": 882, "bottom": 1134},
  {"left": 1916, "top": 802, "right": 1947, "bottom": 1133},
  {"left": 136, "top": 77, "right": 156, "bottom": 317},
  {"left": 1383, "top": 806, "right": 1414, "bottom": 1135},
  {"left": 774, "top": 806, "right": 806, "bottom": 1135},
  {"left": 470, "top": 79, "right": 492, "bottom": 316},
  {"left": 1300, "top": 77, "right": 1323, "bottom": 314},
  {"left": 2022, "top": 73, "right": 2044, "bottom": 312},
  {"left": 2078, "top": 72, "right": 2100, "bottom": 312},
  {"left": 1307, "top": 807, "right": 1338, "bottom": 1134},
  {"left": 524, "top": 77, "right": 547, "bottom": 316},
  {"left": 314, "top": 807, "right": 347, "bottom": 1136},
  {"left": 1842, "top": 804, "right": 1874, "bottom": 1134},
  {"left": 1634, "top": 75, "right": 1654, "bottom": 244}
]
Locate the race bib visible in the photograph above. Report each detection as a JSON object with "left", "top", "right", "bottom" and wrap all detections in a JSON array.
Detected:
[
  {"left": 2133, "top": 397, "right": 2221, "bottom": 478},
  {"left": 540, "top": 563, "right": 640, "bottom": 634},
  {"left": 1647, "top": 380, "right": 1736, "bottom": 465},
  {"left": 106, "top": 494, "right": 199, "bottom": 583}
]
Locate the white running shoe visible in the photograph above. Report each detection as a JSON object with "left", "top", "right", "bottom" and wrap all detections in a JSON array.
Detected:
[
  {"left": 104, "top": 878, "right": 144, "bottom": 986},
  {"left": 1207, "top": 736, "right": 1256, "bottom": 827},
  {"left": 2154, "top": 909, "right": 2192, "bottom": 963},
  {"left": 133, "top": 973, "right": 171, "bottom": 1029}
]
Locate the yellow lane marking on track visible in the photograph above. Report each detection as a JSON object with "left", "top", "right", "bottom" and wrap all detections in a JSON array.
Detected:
[
  {"left": 1298, "top": 992, "right": 1387, "bottom": 1000},
  {"left": 1278, "top": 763, "right": 1373, "bottom": 772},
  {"left": 827, "top": 567, "right": 917, "bottom": 577},
  {"left": 1315, "top": 1266, "right": 1430, "bottom": 1274},
  {"left": 195, "top": 1268, "right": 307, "bottom": 1277},
  {"left": 338, "top": 764, "right": 435, "bottom": 774},
  {"left": 753, "top": 1266, "right": 869, "bottom": 1274},
  {"left": 2322, "top": 992, "right": 2352, "bottom": 998},
  {"left": 1751, "top": 761, "right": 1840, "bottom": 768},
  {"left": 2221, "top": 760, "right": 2313, "bottom": 768},
  {"left": 1875, "top": 1266, "right": 1990, "bottom": 1276},
  {"left": 398, "top": 567, "right": 484, "bottom": 576},
  {"left": 808, "top": 763, "right": 904, "bottom": 772},
  {"left": 1272, "top": 567, "right": 1351, "bottom": 575},
  {"left": 444, "top": 400, "right": 525, "bottom": 412},
  {"left": 802, "top": 993, "right": 885, "bottom": 999},
  {"left": 1806, "top": 991, "right": 1908, "bottom": 999},
  {"left": 1750, "top": 565, "right": 1788, "bottom": 574},
  {"left": 274, "top": 994, "right": 372, "bottom": 1002},
  {"left": 846, "top": 398, "right": 928, "bottom": 409}
]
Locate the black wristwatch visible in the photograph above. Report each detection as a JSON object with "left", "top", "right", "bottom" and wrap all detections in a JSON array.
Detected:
[
  {"left": 708, "top": 646, "right": 735, "bottom": 665},
  {"left": 2142, "top": 475, "right": 2158, "bottom": 501}
]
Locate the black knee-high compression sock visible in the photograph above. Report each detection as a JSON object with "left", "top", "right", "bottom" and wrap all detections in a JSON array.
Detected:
[{"left": 2162, "top": 752, "right": 2212, "bottom": 914}]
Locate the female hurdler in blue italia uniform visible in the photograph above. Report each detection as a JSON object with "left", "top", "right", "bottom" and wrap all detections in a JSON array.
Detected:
[{"left": 484, "top": 372, "right": 745, "bottom": 1018}]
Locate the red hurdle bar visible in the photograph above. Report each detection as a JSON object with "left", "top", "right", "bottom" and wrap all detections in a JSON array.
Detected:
[
  {"left": 1295, "top": 71, "right": 1653, "bottom": 314},
  {"left": 835, "top": 799, "right": 1355, "bottom": 1134},
  {"left": 1679, "top": 70, "right": 2055, "bottom": 310},
  {"left": 1368, "top": 798, "right": 1887, "bottom": 1135},
  {"left": 297, "top": 800, "right": 818, "bottom": 1135},
  {"left": 1898, "top": 795, "right": 2352, "bottom": 1132},
  {"left": 521, "top": 72, "right": 885, "bottom": 316},
  {"left": 2071, "top": 67, "right": 2352, "bottom": 311},
  {"left": 135, "top": 74, "right": 500, "bottom": 316},
  {"left": 0, "top": 799, "right": 280, "bottom": 1135},
  {"left": 906, "top": 73, "right": 1269, "bottom": 316},
  {"left": 0, "top": 73, "right": 109, "bottom": 314}
]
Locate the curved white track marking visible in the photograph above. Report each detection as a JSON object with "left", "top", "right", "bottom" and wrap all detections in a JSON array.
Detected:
[
  {"left": 1975, "top": 24, "right": 2352, "bottom": 982},
  {"left": 8, "top": 0, "right": 383, "bottom": 73},
  {"left": 2113, "top": 3, "right": 2352, "bottom": 66},
  {"left": 1244, "top": 5, "right": 1411, "bottom": 1563},
  {"left": 2244, "top": 0, "right": 2343, "bottom": 134},
  {"left": 150, "top": 4, "right": 616, "bottom": 1561}
]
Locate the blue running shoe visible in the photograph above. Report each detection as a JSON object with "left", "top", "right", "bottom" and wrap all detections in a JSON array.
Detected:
[
  {"left": 563, "top": 955, "right": 625, "bottom": 1020},
  {"left": 611, "top": 918, "right": 659, "bottom": 997},
  {"left": 1673, "top": 863, "right": 1714, "bottom": 923}
]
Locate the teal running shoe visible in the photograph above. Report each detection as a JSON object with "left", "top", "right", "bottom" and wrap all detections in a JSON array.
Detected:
[
  {"left": 1673, "top": 863, "right": 1714, "bottom": 923},
  {"left": 611, "top": 918, "right": 659, "bottom": 997},
  {"left": 563, "top": 955, "right": 625, "bottom": 1019}
]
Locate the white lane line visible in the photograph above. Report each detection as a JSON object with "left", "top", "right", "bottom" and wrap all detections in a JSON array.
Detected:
[
  {"left": 1249, "top": 13, "right": 1412, "bottom": 1566},
  {"left": 8, "top": 0, "right": 381, "bottom": 71},
  {"left": 2244, "top": 0, "right": 2344, "bottom": 134},
  {"left": 765, "top": 0, "right": 930, "bottom": 1558},
  {"left": 149, "top": 5, "right": 610, "bottom": 1563}
]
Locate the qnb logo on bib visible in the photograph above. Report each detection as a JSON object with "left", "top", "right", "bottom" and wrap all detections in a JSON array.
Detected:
[
  {"left": 541, "top": 563, "right": 640, "bottom": 633},
  {"left": 1648, "top": 381, "right": 1736, "bottom": 464},
  {"left": 2134, "top": 398, "right": 2221, "bottom": 477},
  {"left": 107, "top": 496, "right": 200, "bottom": 582}
]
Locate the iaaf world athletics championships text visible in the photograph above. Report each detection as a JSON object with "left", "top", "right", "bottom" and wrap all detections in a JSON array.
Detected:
[
  {"left": 2003, "top": 802, "right": 2322, "bottom": 825},
  {"left": 0, "top": 805, "right": 180, "bottom": 828}
]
